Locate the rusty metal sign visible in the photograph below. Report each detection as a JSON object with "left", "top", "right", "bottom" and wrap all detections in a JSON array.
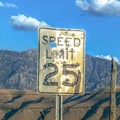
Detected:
[{"left": 38, "top": 27, "right": 85, "bottom": 95}]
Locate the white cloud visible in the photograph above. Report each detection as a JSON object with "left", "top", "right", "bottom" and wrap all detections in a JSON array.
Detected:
[
  {"left": 75, "top": 0, "right": 120, "bottom": 16},
  {"left": 0, "top": 2, "right": 4, "bottom": 7},
  {"left": 5, "top": 3, "right": 18, "bottom": 8},
  {"left": 96, "top": 55, "right": 112, "bottom": 60},
  {"left": 96, "top": 55, "right": 120, "bottom": 64},
  {"left": 0, "top": 1, "right": 17, "bottom": 8},
  {"left": 10, "top": 14, "right": 50, "bottom": 31}
]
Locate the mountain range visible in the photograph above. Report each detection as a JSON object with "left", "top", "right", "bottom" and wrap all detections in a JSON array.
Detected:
[{"left": 0, "top": 49, "right": 119, "bottom": 92}]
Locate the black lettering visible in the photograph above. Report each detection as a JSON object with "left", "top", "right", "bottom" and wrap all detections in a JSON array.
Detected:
[
  {"left": 66, "top": 48, "right": 68, "bottom": 59},
  {"left": 42, "top": 35, "right": 48, "bottom": 45},
  {"left": 69, "top": 49, "right": 75, "bottom": 59},
  {"left": 59, "top": 49, "right": 64, "bottom": 59},
  {"left": 46, "top": 49, "right": 52, "bottom": 59},
  {"left": 74, "top": 38, "right": 80, "bottom": 47},
  {"left": 65, "top": 37, "right": 71, "bottom": 46},
  {"left": 62, "top": 64, "right": 81, "bottom": 87},
  {"left": 43, "top": 63, "right": 58, "bottom": 86},
  {"left": 52, "top": 50, "right": 58, "bottom": 59},
  {"left": 50, "top": 36, "right": 55, "bottom": 42},
  {"left": 57, "top": 37, "right": 63, "bottom": 46}
]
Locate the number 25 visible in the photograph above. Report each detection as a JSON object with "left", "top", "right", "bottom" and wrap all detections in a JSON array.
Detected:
[{"left": 43, "top": 63, "right": 81, "bottom": 87}]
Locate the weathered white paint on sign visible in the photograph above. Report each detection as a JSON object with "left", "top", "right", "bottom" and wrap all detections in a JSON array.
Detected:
[{"left": 38, "top": 27, "right": 85, "bottom": 95}]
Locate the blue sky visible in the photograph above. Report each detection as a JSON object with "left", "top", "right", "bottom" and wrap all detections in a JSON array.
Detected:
[{"left": 0, "top": 0, "right": 120, "bottom": 61}]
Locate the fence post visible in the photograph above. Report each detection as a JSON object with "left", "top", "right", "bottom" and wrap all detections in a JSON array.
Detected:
[{"left": 110, "top": 58, "right": 117, "bottom": 120}]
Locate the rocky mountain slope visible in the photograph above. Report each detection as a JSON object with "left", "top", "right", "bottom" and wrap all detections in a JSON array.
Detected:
[{"left": 0, "top": 49, "right": 119, "bottom": 91}]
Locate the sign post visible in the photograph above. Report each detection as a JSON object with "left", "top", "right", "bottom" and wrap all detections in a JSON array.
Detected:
[
  {"left": 56, "top": 95, "right": 63, "bottom": 120},
  {"left": 38, "top": 27, "right": 85, "bottom": 119}
]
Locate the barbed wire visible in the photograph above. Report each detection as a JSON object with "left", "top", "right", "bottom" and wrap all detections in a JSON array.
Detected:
[{"left": 0, "top": 91, "right": 119, "bottom": 95}]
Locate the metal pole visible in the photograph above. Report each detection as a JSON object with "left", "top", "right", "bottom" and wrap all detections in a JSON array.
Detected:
[
  {"left": 56, "top": 94, "right": 63, "bottom": 120},
  {"left": 110, "top": 58, "right": 117, "bottom": 120}
]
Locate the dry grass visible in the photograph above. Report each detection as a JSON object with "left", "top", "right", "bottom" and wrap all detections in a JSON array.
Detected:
[{"left": 0, "top": 88, "right": 120, "bottom": 120}]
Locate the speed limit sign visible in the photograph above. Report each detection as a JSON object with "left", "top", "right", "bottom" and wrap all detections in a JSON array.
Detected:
[{"left": 38, "top": 27, "right": 85, "bottom": 95}]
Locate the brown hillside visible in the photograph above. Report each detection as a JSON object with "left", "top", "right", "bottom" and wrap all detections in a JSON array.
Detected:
[{"left": 0, "top": 88, "right": 120, "bottom": 120}]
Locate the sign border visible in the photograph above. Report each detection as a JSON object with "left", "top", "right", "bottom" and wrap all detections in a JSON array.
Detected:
[{"left": 37, "top": 27, "right": 86, "bottom": 95}]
